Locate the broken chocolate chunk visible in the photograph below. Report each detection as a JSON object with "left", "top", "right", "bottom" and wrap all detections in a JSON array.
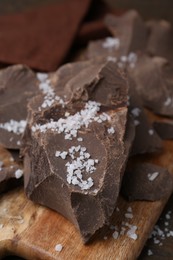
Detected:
[
  {"left": 153, "top": 121, "right": 173, "bottom": 140},
  {"left": 104, "top": 10, "right": 147, "bottom": 56},
  {"left": 0, "top": 165, "right": 23, "bottom": 194},
  {"left": 0, "top": 65, "right": 39, "bottom": 149},
  {"left": 23, "top": 60, "right": 131, "bottom": 242},
  {"left": 146, "top": 20, "right": 173, "bottom": 63},
  {"left": 130, "top": 55, "right": 173, "bottom": 117},
  {"left": 121, "top": 163, "right": 173, "bottom": 201},
  {"left": 128, "top": 77, "right": 162, "bottom": 155}
]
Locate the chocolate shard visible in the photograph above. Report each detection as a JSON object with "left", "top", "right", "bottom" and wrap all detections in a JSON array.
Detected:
[
  {"left": 130, "top": 55, "right": 173, "bottom": 117},
  {"left": 146, "top": 20, "right": 173, "bottom": 63},
  {"left": 104, "top": 10, "right": 147, "bottom": 56},
  {"left": 23, "top": 60, "right": 131, "bottom": 242},
  {"left": 86, "top": 11, "right": 145, "bottom": 69},
  {"left": 0, "top": 64, "right": 38, "bottom": 149},
  {"left": 128, "top": 77, "right": 163, "bottom": 155},
  {"left": 0, "top": 164, "right": 23, "bottom": 194},
  {"left": 153, "top": 121, "right": 173, "bottom": 140},
  {"left": 121, "top": 163, "right": 173, "bottom": 201}
]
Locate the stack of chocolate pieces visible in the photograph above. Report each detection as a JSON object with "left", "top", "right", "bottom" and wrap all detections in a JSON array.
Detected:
[{"left": 0, "top": 9, "right": 173, "bottom": 243}]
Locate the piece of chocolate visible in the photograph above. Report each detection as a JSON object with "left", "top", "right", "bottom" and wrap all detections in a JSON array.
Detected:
[
  {"left": 121, "top": 163, "right": 173, "bottom": 201},
  {"left": 0, "top": 64, "right": 39, "bottom": 149},
  {"left": 130, "top": 55, "right": 173, "bottom": 117},
  {"left": 153, "top": 121, "right": 173, "bottom": 140},
  {"left": 0, "top": 164, "right": 23, "bottom": 194},
  {"left": 23, "top": 60, "right": 132, "bottom": 243},
  {"left": 128, "top": 77, "right": 163, "bottom": 155},
  {"left": 146, "top": 20, "right": 173, "bottom": 63},
  {"left": 104, "top": 10, "right": 147, "bottom": 56}
]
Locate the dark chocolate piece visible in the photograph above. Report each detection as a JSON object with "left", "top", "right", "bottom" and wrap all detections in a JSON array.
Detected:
[
  {"left": 153, "top": 121, "right": 173, "bottom": 140},
  {"left": 128, "top": 77, "right": 163, "bottom": 155},
  {"left": 0, "top": 164, "right": 23, "bottom": 194},
  {"left": 146, "top": 20, "right": 173, "bottom": 63},
  {"left": 121, "top": 163, "right": 173, "bottom": 201},
  {"left": 130, "top": 55, "right": 173, "bottom": 117},
  {"left": 0, "top": 64, "right": 38, "bottom": 149},
  {"left": 23, "top": 60, "right": 131, "bottom": 243}
]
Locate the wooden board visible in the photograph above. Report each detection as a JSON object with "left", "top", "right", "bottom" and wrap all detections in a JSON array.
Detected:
[{"left": 0, "top": 133, "right": 173, "bottom": 260}]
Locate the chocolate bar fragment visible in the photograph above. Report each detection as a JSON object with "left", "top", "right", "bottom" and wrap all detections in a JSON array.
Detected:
[
  {"left": 128, "top": 78, "right": 162, "bottom": 155},
  {"left": 0, "top": 65, "right": 39, "bottom": 149},
  {"left": 0, "top": 164, "right": 23, "bottom": 194},
  {"left": 121, "top": 163, "right": 173, "bottom": 201},
  {"left": 153, "top": 121, "right": 173, "bottom": 140},
  {"left": 23, "top": 60, "right": 132, "bottom": 242},
  {"left": 146, "top": 20, "right": 173, "bottom": 63},
  {"left": 104, "top": 10, "right": 147, "bottom": 56},
  {"left": 130, "top": 55, "right": 173, "bottom": 117}
]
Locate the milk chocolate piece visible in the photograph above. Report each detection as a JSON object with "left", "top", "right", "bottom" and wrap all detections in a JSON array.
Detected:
[
  {"left": 0, "top": 65, "right": 38, "bottom": 149},
  {"left": 128, "top": 78, "right": 162, "bottom": 155},
  {"left": 122, "top": 163, "right": 173, "bottom": 201},
  {"left": 153, "top": 121, "right": 173, "bottom": 140},
  {"left": 23, "top": 61, "right": 131, "bottom": 242},
  {"left": 104, "top": 10, "right": 147, "bottom": 56},
  {"left": 146, "top": 20, "right": 173, "bottom": 63},
  {"left": 130, "top": 55, "right": 173, "bottom": 117},
  {"left": 0, "top": 165, "right": 23, "bottom": 194}
]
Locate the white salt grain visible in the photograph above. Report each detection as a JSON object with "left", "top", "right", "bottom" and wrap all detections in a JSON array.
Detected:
[
  {"left": 102, "top": 37, "right": 120, "bottom": 50},
  {"left": 107, "top": 127, "right": 115, "bottom": 134},
  {"left": 0, "top": 120, "right": 26, "bottom": 135},
  {"left": 148, "top": 172, "right": 159, "bottom": 181},
  {"left": 14, "top": 169, "right": 23, "bottom": 179},
  {"left": 125, "top": 213, "right": 133, "bottom": 219},
  {"left": 55, "top": 244, "right": 63, "bottom": 252},
  {"left": 148, "top": 129, "right": 154, "bottom": 135},
  {"left": 164, "top": 97, "right": 172, "bottom": 106},
  {"left": 131, "top": 107, "right": 141, "bottom": 117},
  {"left": 112, "top": 230, "right": 119, "bottom": 239},
  {"left": 148, "top": 249, "right": 153, "bottom": 256}
]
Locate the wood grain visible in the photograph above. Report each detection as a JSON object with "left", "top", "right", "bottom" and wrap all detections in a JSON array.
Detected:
[{"left": 0, "top": 134, "right": 173, "bottom": 260}]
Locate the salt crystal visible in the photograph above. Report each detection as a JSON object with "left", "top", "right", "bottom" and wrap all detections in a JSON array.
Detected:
[
  {"left": 14, "top": 169, "right": 23, "bottom": 179},
  {"left": 107, "top": 56, "right": 117, "bottom": 63},
  {"left": 0, "top": 120, "right": 26, "bottom": 135},
  {"left": 127, "top": 207, "right": 132, "bottom": 213},
  {"left": 125, "top": 213, "right": 133, "bottom": 219},
  {"left": 134, "top": 120, "right": 140, "bottom": 126},
  {"left": 36, "top": 72, "right": 48, "bottom": 82},
  {"left": 102, "top": 37, "right": 120, "bottom": 50},
  {"left": 60, "top": 152, "right": 68, "bottom": 160},
  {"left": 131, "top": 107, "right": 141, "bottom": 117},
  {"left": 148, "top": 129, "right": 154, "bottom": 135},
  {"left": 166, "top": 214, "right": 171, "bottom": 220},
  {"left": 112, "top": 230, "right": 119, "bottom": 239},
  {"left": 55, "top": 151, "right": 61, "bottom": 157},
  {"left": 107, "top": 127, "right": 115, "bottom": 134},
  {"left": 164, "top": 97, "right": 172, "bottom": 106},
  {"left": 77, "top": 137, "right": 83, "bottom": 142},
  {"left": 55, "top": 244, "right": 63, "bottom": 252},
  {"left": 148, "top": 172, "right": 159, "bottom": 181},
  {"left": 148, "top": 249, "right": 153, "bottom": 256}
]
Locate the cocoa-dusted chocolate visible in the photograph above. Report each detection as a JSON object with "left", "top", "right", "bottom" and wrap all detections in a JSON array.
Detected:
[
  {"left": 0, "top": 65, "right": 39, "bottom": 149},
  {"left": 130, "top": 55, "right": 173, "bottom": 117},
  {"left": 121, "top": 163, "right": 173, "bottom": 201},
  {"left": 23, "top": 60, "right": 132, "bottom": 243},
  {"left": 153, "top": 121, "right": 173, "bottom": 140}
]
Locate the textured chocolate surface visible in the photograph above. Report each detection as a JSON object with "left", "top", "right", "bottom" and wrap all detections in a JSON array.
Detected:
[
  {"left": 153, "top": 121, "right": 173, "bottom": 140},
  {"left": 0, "top": 65, "right": 38, "bottom": 149},
  {"left": 122, "top": 163, "right": 173, "bottom": 201},
  {"left": 23, "top": 60, "right": 132, "bottom": 242},
  {"left": 130, "top": 55, "right": 173, "bottom": 117}
]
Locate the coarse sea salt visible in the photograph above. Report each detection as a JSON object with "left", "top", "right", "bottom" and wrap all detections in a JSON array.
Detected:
[
  {"left": 55, "top": 145, "right": 99, "bottom": 190},
  {"left": 164, "top": 97, "right": 172, "bottom": 106},
  {"left": 148, "top": 129, "right": 154, "bottom": 135},
  {"left": 148, "top": 172, "right": 159, "bottom": 181},
  {"left": 102, "top": 37, "right": 120, "bottom": 50},
  {"left": 131, "top": 107, "right": 141, "bottom": 117},
  {"left": 14, "top": 169, "right": 23, "bottom": 179},
  {"left": 32, "top": 101, "right": 110, "bottom": 140},
  {"left": 0, "top": 120, "right": 26, "bottom": 135},
  {"left": 55, "top": 244, "right": 63, "bottom": 252}
]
